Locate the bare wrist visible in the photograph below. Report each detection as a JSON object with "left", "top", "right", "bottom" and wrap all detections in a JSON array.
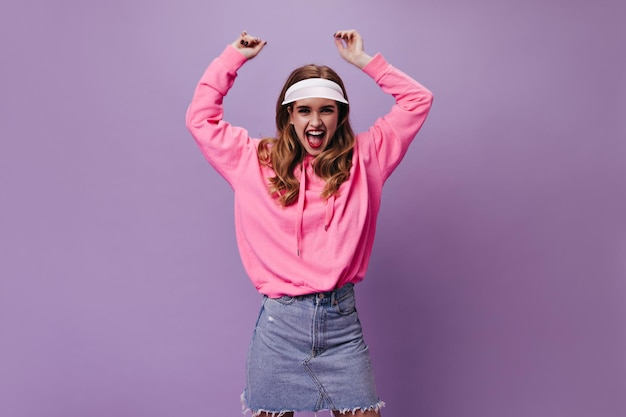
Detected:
[{"left": 353, "top": 54, "right": 373, "bottom": 69}]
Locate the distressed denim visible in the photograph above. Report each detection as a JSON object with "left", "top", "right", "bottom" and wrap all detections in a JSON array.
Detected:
[{"left": 242, "top": 283, "right": 384, "bottom": 416}]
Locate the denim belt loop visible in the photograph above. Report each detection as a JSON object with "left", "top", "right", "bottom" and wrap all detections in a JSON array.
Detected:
[{"left": 330, "top": 287, "right": 341, "bottom": 306}]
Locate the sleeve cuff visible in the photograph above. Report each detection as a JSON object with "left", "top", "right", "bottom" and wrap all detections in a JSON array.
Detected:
[
  {"left": 361, "top": 53, "right": 389, "bottom": 81},
  {"left": 219, "top": 44, "right": 249, "bottom": 72}
]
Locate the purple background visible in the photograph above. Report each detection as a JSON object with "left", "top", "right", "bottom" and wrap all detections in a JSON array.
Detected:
[{"left": 1, "top": 1, "right": 625, "bottom": 416}]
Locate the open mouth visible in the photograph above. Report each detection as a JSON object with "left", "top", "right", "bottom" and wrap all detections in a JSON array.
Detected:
[{"left": 306, "top": 130, "right": 325, "bottom": 149}]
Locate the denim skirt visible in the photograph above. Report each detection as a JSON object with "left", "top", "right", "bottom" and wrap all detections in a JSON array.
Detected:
[{"left": 241, "top": 283, "right": 384, "bottom": 416}]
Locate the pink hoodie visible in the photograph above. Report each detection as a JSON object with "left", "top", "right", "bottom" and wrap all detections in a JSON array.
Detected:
[{"left": 186, "top": 45, "right": 433, "bottom": 297}]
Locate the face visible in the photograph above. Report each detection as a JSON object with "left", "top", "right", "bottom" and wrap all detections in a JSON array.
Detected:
[{"left": 288, "top": 98, "right": 339, "bottom": 156}]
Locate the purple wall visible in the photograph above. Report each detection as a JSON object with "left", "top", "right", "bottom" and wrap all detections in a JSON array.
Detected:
[{"left": 1, "top": 1, "right": 624, "bottom": 416}]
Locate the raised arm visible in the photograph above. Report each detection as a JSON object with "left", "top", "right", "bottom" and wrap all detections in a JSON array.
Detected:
[
  {"left": 185, "top": 32, "right": 267, "bottom": 186},
  {"left": 334, "top": 29, "right": 433, "bottom": 181}
]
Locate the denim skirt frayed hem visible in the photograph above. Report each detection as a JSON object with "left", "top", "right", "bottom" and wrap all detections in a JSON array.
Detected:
[
  {"left": 241, "top": 283, "right": 383, "bottom": 416},
  {"left": 241, "top": 393, "right": 385, "bottom": 417}
]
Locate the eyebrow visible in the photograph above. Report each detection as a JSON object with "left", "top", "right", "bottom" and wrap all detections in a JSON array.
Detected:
[{"left": 294, "top": 104, "right": 337, "bottom": 110}]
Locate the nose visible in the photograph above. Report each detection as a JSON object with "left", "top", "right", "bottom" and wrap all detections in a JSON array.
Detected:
[{"left": 311, "top": 112, "right": 322, "bottom": 126}]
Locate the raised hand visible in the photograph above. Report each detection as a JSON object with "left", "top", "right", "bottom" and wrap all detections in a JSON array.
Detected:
[
  {"left": 231, "top": 31, "right": 267, "bottom": 60},
  {"left": 333, "top": 29, "right": 372, "bottom": 69}
]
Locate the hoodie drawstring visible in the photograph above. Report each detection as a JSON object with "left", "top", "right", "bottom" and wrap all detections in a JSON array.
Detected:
[
  {"left": 295, "top": 158, "right": 336, "bottom": 256},
  {"left": 324, "top": 195, "right": 335, "bottom": 231},
  {"left": 295, "top": 164, "right": 306, "bottom": 256}
]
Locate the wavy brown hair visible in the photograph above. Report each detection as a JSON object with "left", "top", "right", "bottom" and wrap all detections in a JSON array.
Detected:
[{"left": 258, "top": 65, "right": 355, "bottom": 207}]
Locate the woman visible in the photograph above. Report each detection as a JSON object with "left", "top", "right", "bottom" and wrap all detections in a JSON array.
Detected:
[{"left": 186, "top": 29, "right": 433, "bottom": 417}]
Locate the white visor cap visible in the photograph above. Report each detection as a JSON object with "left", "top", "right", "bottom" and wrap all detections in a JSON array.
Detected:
[{"left": 281, "top": 78, "right": 348, "bottom": 105}]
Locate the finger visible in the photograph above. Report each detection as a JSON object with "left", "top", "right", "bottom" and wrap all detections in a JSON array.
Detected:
[
  {"left": 333, "top": 33, "right": 351, "bottom": 50},
  {"left": 334, "top": 30, "right": 351, "bottom": 36},
  {"left": 234, "top": 32, "right": 246, "bottom": 48},
  {"left": 333, "top": 37, "right": 346, "bottom": 51},
  {"left": 333, "top": 29, "right": 356, "bottom": 40},
  {"left": 240, "top": 34, "right": 262, "bottom": 48},
  {"left": 254, "top": 40, "right": 268, "bottom": 53},
  {"left": 248, "top": 38, "right": 264, "bottom": 48}
]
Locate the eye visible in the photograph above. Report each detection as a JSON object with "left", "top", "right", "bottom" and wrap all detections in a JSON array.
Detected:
[
  {"left": 297, "top": 108, "right": 310, "bottom": 114},
  {"left": 321, "top": 108, "right": 335, "bottom": 114}
]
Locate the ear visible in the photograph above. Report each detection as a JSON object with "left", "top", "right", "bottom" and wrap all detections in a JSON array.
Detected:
[{"left": 287, "top": 105, "right": 294, "bottom": 124}]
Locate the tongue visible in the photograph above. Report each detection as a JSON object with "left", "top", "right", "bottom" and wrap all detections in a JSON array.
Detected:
[{"left": 307, "top": 134, "right": 323, "bottom": 148}]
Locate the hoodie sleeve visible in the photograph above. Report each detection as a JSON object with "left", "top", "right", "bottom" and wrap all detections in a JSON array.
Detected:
[
  {"left": 360, "top": 54, "right": 434, "bottom": 181},
  {"left": 185, "top": 45, "right": 254, "bottom": 187}
]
